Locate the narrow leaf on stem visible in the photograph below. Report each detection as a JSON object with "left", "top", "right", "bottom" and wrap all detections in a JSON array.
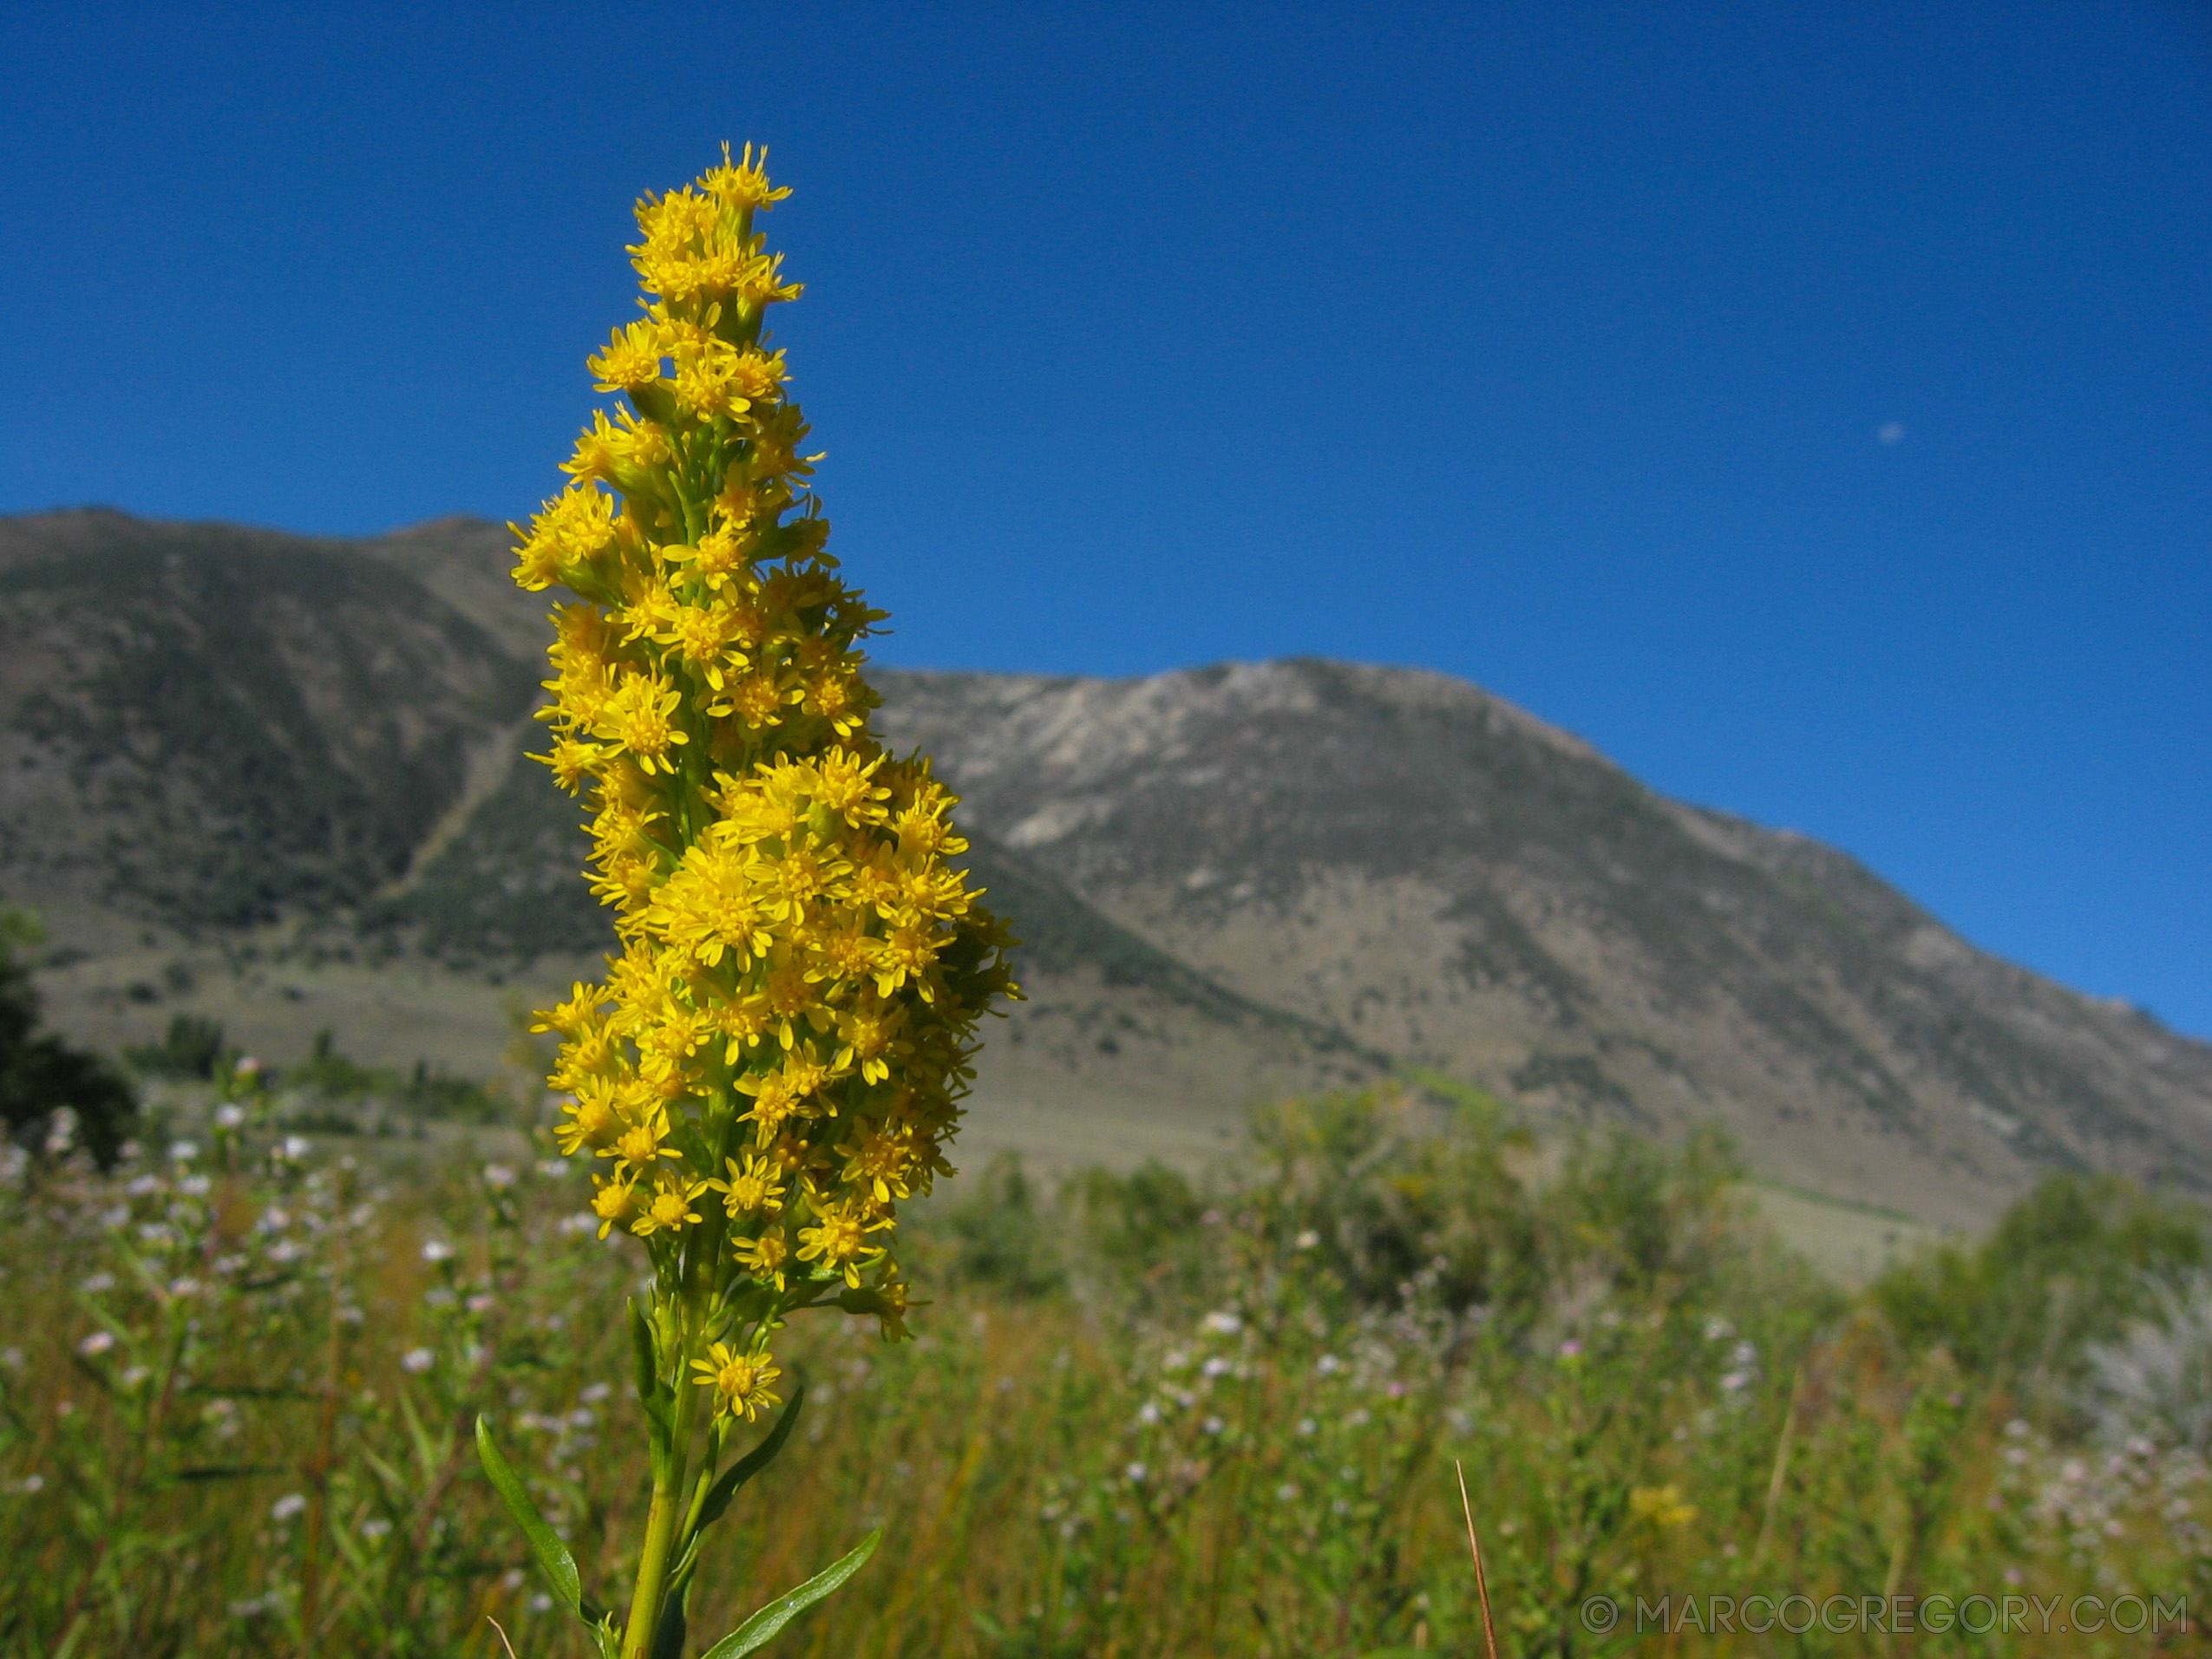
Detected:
[
  {"left": 475, "top": 1414, "right": 599, "bottom": 1623},
  {"left": 690, "top": 1382, "right": 806, "bottom": 1543},
  {"left": 697, "top": 1527, "right": 883, "bottom": 1659}
]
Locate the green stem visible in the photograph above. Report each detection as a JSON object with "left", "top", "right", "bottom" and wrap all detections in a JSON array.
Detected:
[
  {"left": 621, "top": 1329, "right": 703, "bottom": 1659},
  {"left": 622, "top": 1155, "right": 734, "bottom": 1659},
  {"left": 676, "top": 1419, "right": 728, "bottom": 1555}
]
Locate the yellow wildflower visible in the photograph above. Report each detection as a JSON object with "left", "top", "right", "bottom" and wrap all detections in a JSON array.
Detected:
[
  {"left": 534, "top": 981, "right": 609, "bottom": 1038},
  {"left": 736, "top": 1064, "right": 810, "bottom": 1146},
  {"left": 553, "top": 1081, "right": 630, "bottom": 1157},
  {"left": 588, "top": 320, "right": 666, "bottom": 393},
  {"left": 689, "top": 1341, "right": 782, "bottom": 1421},
  {"left": 493, "top": 146, "right": 1024, "bottom": 1659},
  {"left": 796, "top": 1201, "right": 890, "bottom": 1289},
  {"left": 522, "top": 143, "right": 1014, "bottom": 1375},
  {"left": 837, "top": 1121, "right": 917, "bottom": 1205},
  {"left": 707, "top": 1152, "right": 787, "bottom": 1219},
  {"left": 832, "top": 997, "right": 905, "bottom": 1084},
  {"left": 1630, "top": 1484, "right": 1700, "bottom": 1529},
  {"left": 700, "top": 141, "right": 791, "bottom": 212},
  {"left": 631, "top": 1171, "right": 708, "bottom": 1237},
  {"left": 593, "top": 673, "right": 690, "bottom": 774},
  {"left": 589, "top": 1175, "right": 642, "bottom": 1239},
  {"left": 732, "top": 1225, "right": 790, "bottom": 1290},
  {"left": 605, "top": 1104, "right": 680, "bottom": 1177}
]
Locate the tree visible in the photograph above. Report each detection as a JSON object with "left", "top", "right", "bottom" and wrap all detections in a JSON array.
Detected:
[{"left": 0, "top": 911, "right": 137, "bottom": 1168}]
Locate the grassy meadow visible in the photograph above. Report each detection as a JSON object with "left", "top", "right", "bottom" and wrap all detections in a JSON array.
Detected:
[{"left": 3, "top": 1069, "right": 2209, "bottom": 1657}]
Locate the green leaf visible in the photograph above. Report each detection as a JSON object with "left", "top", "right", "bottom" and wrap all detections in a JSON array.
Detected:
[
  {"left": 649, "top": 1590, "right": 688, "bottom": 1659},
  {"left": 474, "top": 1415, "right": 602, "bottom": 1624},
  {"left": 397, "top": 1385, "right": 442, "bottom": 1477},
  {"left": 358, "top": 1444, "right": 409, "bottom": 1502},
  {"left": 689, "top": 1384, "right": 805, "bottom": 1542},
  {"left": 697, "top": 1527, "right": 881, "bottom": 1658}
]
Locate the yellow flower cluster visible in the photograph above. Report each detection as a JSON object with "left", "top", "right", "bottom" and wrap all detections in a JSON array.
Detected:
[
  {"left": 1629, "top": 1483, "right": 1700, "bottom": 1529},
  {"left": 514, "top": 147, "right": 1015, "bottom": 1415}
]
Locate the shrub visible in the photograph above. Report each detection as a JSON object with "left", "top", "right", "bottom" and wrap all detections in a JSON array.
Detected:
[
  {"left": 123, "top": 1014, "right": 229, "bottom": 1081},
  {"left": 1871, "top": 1172, "right": 2209, "bottom": 1410},
  {"left": 0, "top": 911, "right": 136, "bottom": 1169}
]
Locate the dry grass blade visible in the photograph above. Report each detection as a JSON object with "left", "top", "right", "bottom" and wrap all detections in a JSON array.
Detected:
[
  {"left": 1455, "top": 1460, "right": 1501, "bottom": 1659},
  {"left": 487, "top": 1615, "right": 520, "bottom": 1659},
  {"left": 1751, "top": 1362, "right": 1807, "bottom": 1569}
]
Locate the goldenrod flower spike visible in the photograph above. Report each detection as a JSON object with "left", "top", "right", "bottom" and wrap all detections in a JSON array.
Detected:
[{"left": 480, "top": 147, "right": 1017, "bottom": 1659}]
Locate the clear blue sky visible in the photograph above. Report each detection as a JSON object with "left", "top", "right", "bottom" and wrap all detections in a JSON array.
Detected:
[{"left": 6, "top": 2, "right": 2208, "bottom": 1035}]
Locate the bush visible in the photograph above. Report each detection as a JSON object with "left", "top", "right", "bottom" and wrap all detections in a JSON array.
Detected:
[
  {"left": 0, "top": 911, "right": 136, "bottom": 1169},
  {"left": 1067, "top": 1158, "right": 1209, "bottom": 1312},
  {"left": 124, "top": 1014, "right": 229, "bottom": 1080},
  {"left": 287, "top": 1029, "right": 507, "bottom": 1124},
  {"left": 1871, "top": 1172, "right": 2209, "bottom": 1409},
  {"left": 939, "top": 1152, "right": 1068, "bottom": 1298},
  {"left": 1243, "top": 1087, "right": 1542, "bottom": 1322},
  {"left": 2081, "top": 1271, "right": 2212, "bottom": 1453}
]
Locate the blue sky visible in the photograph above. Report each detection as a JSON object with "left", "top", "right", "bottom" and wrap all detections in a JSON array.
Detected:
[{"left": 5, "top": 2, "right": 2208, "bottom": 1035}]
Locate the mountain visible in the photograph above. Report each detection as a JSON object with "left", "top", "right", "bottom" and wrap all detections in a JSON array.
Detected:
[
  {"left": 0, "top": 511, "right": 1372, "bottom": 1171},
  {"left": 874, "top": 663, "right": 2212, "bottom": 1224},
  {"left": 0, "top": 510, "right": 538, "bottom": 931},
  {"left": 2, "top": 509, "right": 2205, "bottom": 1224}
]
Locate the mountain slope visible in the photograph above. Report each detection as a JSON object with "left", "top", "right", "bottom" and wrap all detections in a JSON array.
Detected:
[
  {"left": 874, "top": 661, "right": 2212, "bottom": 1224},
  {"left": 0, "top": 510, "right": 535, "bottom": 929},
  {"left": 369, "top": 727, "right": 1380, "bottom": 1126},
  {"left": 0, "top": 511, "right": 1371, "bottom": 1147},
  {"left": 3, "top": 510, "right": 2204, "bottom": 1224}
]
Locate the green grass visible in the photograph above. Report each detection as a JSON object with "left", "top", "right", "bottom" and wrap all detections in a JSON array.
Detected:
[{"left": 1, "top": 1089, "right": 2205, "bottom": 1657}]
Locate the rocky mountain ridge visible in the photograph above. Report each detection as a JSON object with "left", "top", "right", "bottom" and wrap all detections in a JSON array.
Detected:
[
  {"left": 3, "top": 509, "right": 2204, "bottom": 1225},
  {"left": 875, "top": 663, "right": 2212, "bottom": 1224}
]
